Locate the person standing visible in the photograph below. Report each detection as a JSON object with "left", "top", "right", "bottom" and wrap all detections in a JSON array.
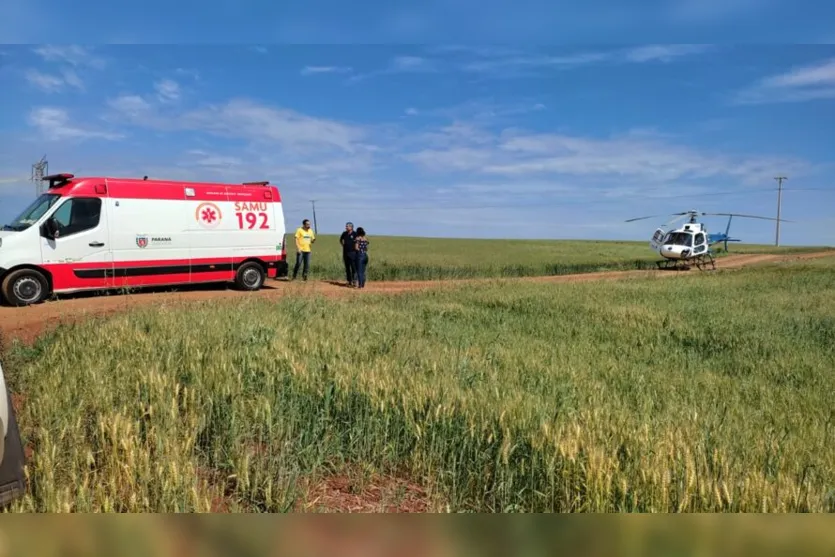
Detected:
[
  {"left": 339, "top": 222, "right": 358, "bottom": 287},
  {"left": 292, "top": 218, "right": 316, "bottom": 281},
  {"left": 354, "top": 227, "right": 370, "bottom": 289}
]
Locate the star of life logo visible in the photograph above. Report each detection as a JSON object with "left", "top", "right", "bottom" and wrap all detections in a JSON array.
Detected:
[{"left": 195, "top": 202, "right": 222, "bottom": 228}]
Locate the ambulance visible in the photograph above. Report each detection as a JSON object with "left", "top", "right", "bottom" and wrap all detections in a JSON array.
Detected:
[{"left": 0, "top": 173, "right": 288, "bottom": 306}]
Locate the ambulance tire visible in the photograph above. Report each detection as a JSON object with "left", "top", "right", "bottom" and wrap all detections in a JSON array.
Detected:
[
  {"left": 1, "top": 268, "right": 49, "bottom": 307},
  {"left": 235, "top": 261, "right": 266, "bottom": 291}
]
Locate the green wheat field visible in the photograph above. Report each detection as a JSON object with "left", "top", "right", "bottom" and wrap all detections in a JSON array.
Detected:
[
  {"left": 4, "top": 247, "right": 834, "bottom": 512},
  {"left": 282, "top": 235, "right": 827, "bottom": 281}
]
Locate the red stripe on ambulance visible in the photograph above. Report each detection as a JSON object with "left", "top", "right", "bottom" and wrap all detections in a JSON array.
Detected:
[{"left": 49, "top": 178, "right": 282, "bottom": 203}]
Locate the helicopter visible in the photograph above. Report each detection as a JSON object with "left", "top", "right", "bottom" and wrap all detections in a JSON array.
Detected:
[{"left": 625, "top": 210, "right": 789, "bottom": 270}]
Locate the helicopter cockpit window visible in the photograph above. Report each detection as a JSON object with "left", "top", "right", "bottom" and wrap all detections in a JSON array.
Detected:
[
  {"left": 665, "top": 232, "right": 693, "bottom": 247},
  {"left": 695, "top": 233, "right": 706, "bottom": 245}
]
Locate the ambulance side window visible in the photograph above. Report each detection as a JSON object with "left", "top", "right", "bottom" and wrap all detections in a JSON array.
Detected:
[{"left": 51, "top": 197, "right": 102, "bottom": 237}]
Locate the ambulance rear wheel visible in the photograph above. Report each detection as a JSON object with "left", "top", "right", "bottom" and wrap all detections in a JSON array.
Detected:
[
  {"left": 1, "top": 269, "right": 49, "bottom": 307},
  {"left": 235, "top": 262, "right": 266, "bottom": 291}
]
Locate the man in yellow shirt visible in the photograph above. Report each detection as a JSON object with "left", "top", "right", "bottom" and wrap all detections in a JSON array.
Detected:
[{"left": 291, "top": 219, "right": 316, "bottom": 281}]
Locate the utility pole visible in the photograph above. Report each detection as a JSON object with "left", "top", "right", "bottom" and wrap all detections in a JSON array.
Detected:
[
  {"left": 774, "top": 176, "right": 787, "bottom": 246},
  {"left": 31, "top": 155, "right": 48, "bottom": 196},
  {"left": 310, "top": 199, "right": 318, "bottom": 235}
]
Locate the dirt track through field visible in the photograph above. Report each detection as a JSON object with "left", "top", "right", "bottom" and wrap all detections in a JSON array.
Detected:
[{"left": 1, "top": 251, "right": 832, "bottom": 348}]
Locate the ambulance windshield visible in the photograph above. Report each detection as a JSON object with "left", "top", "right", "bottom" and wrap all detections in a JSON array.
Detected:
[{"left": 3, "top": 193, "right": 62, "bottom": 232}]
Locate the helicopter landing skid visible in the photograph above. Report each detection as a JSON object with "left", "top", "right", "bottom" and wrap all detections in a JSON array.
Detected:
[
  {"left": 693, "top": 253, "right": 716, "bottom": 271},
  {"left": 656, "top": 259, "right": 690, "bottom": 271},
  {"left": 656, "top": 253, "right": 715, "bottom": 271}
]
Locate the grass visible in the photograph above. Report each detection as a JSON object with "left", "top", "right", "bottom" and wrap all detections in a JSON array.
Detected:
[
  {"left": 5, "top": 255, "right": 835, "bottom": 512},
  {"left": 283, "top": 235, "right": 830, "bottom": 281}
]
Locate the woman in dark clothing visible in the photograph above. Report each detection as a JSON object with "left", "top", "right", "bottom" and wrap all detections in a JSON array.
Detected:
[{"left": 353, "top": 227, "right": 369, "bottom": 289}]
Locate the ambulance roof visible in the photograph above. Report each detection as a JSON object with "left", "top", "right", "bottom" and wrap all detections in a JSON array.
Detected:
[{"left": 42, "top": 174, "right": 280, "bottom": 201}]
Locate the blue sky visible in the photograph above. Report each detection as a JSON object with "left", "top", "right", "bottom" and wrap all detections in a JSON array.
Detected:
[
  {"left": 1, "top": 42, "right": 834, "bottom": 244},
  {"left": 2, "top": 0, "right": 834, "bottom": 44}
]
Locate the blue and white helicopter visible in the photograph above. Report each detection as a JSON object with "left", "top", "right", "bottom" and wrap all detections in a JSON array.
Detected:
[{"left": 625, "top": 210, "right": 788, "bottom": 270}]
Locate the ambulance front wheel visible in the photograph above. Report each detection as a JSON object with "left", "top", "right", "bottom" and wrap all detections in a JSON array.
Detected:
[
  {"left": 235, "top": 262, "right": 266, "bottom": 291},
  {"left": 1, "top": 268, "right": 50, "bottom": 307}
]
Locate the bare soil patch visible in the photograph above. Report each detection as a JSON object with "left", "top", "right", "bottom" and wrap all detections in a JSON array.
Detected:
[{"left": 295, "top": 470, "right": 439, "bottom": 513}]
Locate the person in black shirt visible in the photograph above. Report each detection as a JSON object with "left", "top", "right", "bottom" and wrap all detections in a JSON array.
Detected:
[{"left": 339, "top": 222, "right": 358, "bottom": 287}]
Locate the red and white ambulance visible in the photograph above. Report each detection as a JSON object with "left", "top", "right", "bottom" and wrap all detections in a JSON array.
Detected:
[{"left": 0, "top": 173, "right": 288, "bottom": 306}]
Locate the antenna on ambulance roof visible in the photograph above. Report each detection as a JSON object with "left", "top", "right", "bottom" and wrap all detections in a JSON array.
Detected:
[{"left": 31, "top": 155, "right": 48, "bottom": 196}]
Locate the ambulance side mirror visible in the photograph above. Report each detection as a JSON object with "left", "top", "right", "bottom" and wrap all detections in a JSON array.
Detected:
[{"left": 42, "top": 218, "right": 59, "bottom": 240}]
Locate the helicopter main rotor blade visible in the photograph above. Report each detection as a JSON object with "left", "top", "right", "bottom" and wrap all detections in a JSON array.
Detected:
[
  {"left": 663, "top": 213, "right": 693, "bottom": 227},
  {"left": 625, "top": 215, "right": 665, "bottom": 222},
  {"left": 705, "top": 212, "right": 793, "bottom": 222},
  {"left": 625, "top": 212, "right": 689, "bottom": 223}
]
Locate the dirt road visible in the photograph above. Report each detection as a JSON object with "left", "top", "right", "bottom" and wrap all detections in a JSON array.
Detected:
[{"left": 1, "top": 251, "right": 832, "bottom": 347}]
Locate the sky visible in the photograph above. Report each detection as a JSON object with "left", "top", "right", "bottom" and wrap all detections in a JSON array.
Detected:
[{"left": 1, "top": 4, "right": 834, "bottom": 245}]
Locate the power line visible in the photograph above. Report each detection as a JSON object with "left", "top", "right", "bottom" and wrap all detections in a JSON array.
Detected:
[{"left": 774, "top": 176, "right": 787, "bottom": 246}]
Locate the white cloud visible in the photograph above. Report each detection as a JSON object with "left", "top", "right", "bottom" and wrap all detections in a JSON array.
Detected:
[
  {"left": 354, "top": 46, "right": 700, "bottom": 83},
  {"left": 400, "top": 99, "right": 547, "bottom": 123},
  {"left": 106, "top": 92, "right": 372, "bottom": 165},
  {"left": 447, "top": 45, "right": 710, "bottom": 78},
  {"left": 25, "top": 70, "right": 64, "bottom": 92},
  {"left": 34, "top": 90, "right": 820, "bottom": 238},
  {"left": 61, "top": 69, "right": 83, "bottom": 89},
  {"left": 107, "top": 95, "right": 154, "bottom": 119},
  {"left": 460, "top": 52, "right": 608, "bottom": 77},
  {"left": 174, "top": 68, "right": 200, "bottom": 80},
  {"left": 179, "top": 99, "right": 367, "bottom": 154},
  {"left": 734, "top": 57, "right": 835, "bottom": 104},
  {"left": 401, "top": 124, "right": 811, "bottom": 188},
  {"left": 154, "top": 79, "right": 181, "bottom": 102},
  {"left": 391, "top": 55, "right": 430, "bottom": 70},
  {"left": 28, "top": 107, "right": 122, "bottom": 141},
  {"left": 301, "top": 65, "right": 353, "bottom": 75},
  {"left": 623, "top": 44, "right": 712, "bottom": 63},
  {"left": 760, "top": 58, "right": 835, "bottom": 88},
  {"left": 25, "top": 68, "right": 84, "bottom": 92},
  {"left": 0, "top": 176, "right": 28, "bottom": 190},
  {"left": 32, "top": 45, "right": 105, "bottom": 69},
  {"left": 179, "top": 151, "right": 245, "bottom": 175},
  {"left": 347, "top": 55, "right": 438, "bottom": 83}
]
